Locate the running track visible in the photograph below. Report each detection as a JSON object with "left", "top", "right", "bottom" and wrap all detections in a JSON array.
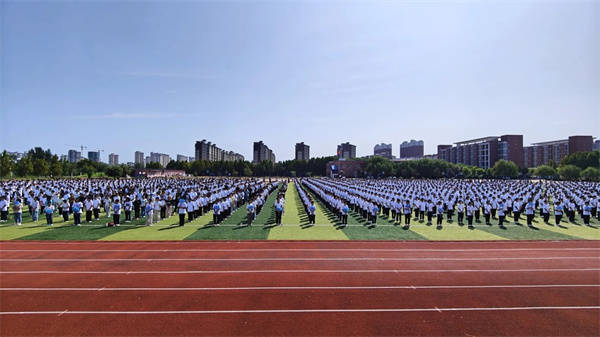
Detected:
[{"left": 1, "top": 240, "right": 599, "bottom": 336}]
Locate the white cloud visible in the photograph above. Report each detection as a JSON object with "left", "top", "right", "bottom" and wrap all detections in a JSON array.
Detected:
[{"left": 74, "top": 113, "right": 187, "bottom": 120}]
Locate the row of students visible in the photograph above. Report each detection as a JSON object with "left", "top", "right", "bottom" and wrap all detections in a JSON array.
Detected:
[{"left": 301, "top": 178, "right": 599, "bottom": 229}]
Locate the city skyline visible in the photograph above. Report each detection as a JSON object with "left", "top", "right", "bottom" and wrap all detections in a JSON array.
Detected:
[{"left": 1, "top": 1, "right": 598, "bottom": 162}]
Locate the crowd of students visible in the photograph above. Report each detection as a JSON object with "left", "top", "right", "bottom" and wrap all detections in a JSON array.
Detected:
[
  {"left": 0, "top": 178, "right": 278, "bottom": 227},
  {"left": 299, "top": 178, "right": 600, "bottom": 229},
  {"left": 1, "top": 177, "right": 598, "bottom": 231}
]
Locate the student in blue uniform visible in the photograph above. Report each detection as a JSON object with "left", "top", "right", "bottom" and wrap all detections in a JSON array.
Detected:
[
  {"left": 178, "top": 198, "right": 187, "bottom": 227},
  {"left": 112, "top": 198, "right": 122, "bottom": 226},
  {"left": 554, "top": 201, "right": 563, "bottom": 226},
  {"left": 403, "top": 200, "right": 412, "bottom": 227},
  {"left": 341, "top": 202, "right": 349, "bottom": 227},
  {"left": 275, "top": 199, "right": 284, "bottom": 226},
  {"left": 525, "top": 198, "right": 535, "bottom": 227},
  {"left": 247, "top": 201, "right": 255, "bottom": 226},
  {"left": 308, "top": 200, "right": 316, "bottom": 224},
  {"left": 213, "top": 201, "right": 221, "bottom": 224},
  {"left": 583, "top": 201, "right": 592, "bottom": 227},
  {"left": 72, "top": 197, "right": 83, "bottom": 226},
  {"left": 45, "top": 201, "right": 54, "bottom": 226}
]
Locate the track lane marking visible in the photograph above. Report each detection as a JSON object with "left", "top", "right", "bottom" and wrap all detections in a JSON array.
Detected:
[
  {"left": 1, "top": 257, "right": 597, "bottom": 262},
  {"left": 1, "top": 285, "right": 598, "bottom": 291},
  {"left": 2, "top": 248, "right": 599, "bottom": 253},
  {"left": 1, "top": 306, "right": 599, "bottom": 315},
  {"left": 1, "top": 268, "right": 598, "bottom": 274}
]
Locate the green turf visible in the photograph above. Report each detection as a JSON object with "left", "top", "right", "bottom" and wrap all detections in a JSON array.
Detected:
[
  {"left": 183, "top": 187, "right": 282, "bottom": 240},
  {"left": 100, "top": 212, "right": 213, "bottom": 240},
  {"left": 268, "top": 182, "right": 348, "bottom": 240}
]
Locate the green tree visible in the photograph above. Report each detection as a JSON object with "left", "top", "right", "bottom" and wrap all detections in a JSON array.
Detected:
[
  {"left": 0, "top": 151, "right": 15, "bottom": 177},
  {"left": 580, "top": 167, "right": 600, "bottom": 181},
  {"left": 365, "top": 157, "right": 394, "bottom": 177},
  {"left": 50, "top": 160, "right": 63, "bottom": 177},
  {"left": 558, "top": 165, "right": 581, "bottom": 180},
  {"left": 560, "top": 151, "right": 600, "bottom": 170},
  {"left": 534, "top": 165, "right": 557, "bottom": 179},
  {"left": 491, "top": 160, "right": 519, "bottom": 178},
  {"left": 32, "top": 159, "right": 49, "bottom": 176},
  {"left": 146, "top": 162, "right": 162, "bottom": 169},
  {"left": 106, "top": 166, "right": 123, "bottom": 177},
  {"left": 15, "top": 157, "right": 34, "bottom": 177}
]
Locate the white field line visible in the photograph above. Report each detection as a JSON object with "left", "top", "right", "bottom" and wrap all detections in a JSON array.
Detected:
[
  {"left": 1, "top": 306, "right": 599, "bottom": 315},
  {"left": 1, "top": 268, "right": 599, "bottom": 274},
  {"left": 0, "top": 284, "right": 598, "bottom": 291},
  {"left": 1, "top": 257, "right": 598, "bottom": 262},
  {"left": 1, "top": 248, "right": 599, "bottom": 252},
  {"left": 1, "top": 240, "right": 596, "bottom": 245}
]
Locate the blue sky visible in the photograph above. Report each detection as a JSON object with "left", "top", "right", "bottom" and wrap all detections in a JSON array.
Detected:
[{"left": 1, "top": 0, "right": 598, "bottom": 163}]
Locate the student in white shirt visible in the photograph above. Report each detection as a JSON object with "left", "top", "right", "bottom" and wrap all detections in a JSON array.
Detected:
[{"left": 178, "top": 199, "right": 188, "bottom": 226}]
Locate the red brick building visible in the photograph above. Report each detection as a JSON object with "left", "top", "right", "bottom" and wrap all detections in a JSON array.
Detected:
[
  {"left": 325, "top": 160, "right": 367, "bottom": 178},
  {"left": 523, "top": 135, "right": 594, "bottom": 168}
]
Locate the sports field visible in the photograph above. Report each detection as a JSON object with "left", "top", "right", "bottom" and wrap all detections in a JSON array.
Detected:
[{"left": 1, "top": 182, "right": 598, "bottom": 241}]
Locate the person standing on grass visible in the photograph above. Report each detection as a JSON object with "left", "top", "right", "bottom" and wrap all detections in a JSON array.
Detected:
[
  {"left": 525, "top": 198, "right": 535, "bottom": 228},
  {"left": 457, "top": 200, "right": 465, "bottom": 226},
  {"left": 483, "top": 200, "right": 491, "bottom": 226},
  {"left": 466, "top": 201, "right": 475, "bottom": 229},
  {"left": 177, "top": 198, "right": 187, "bottom": 227},
  {"left": 84, "top": 196, "right": 93, "bottom": 223},
  {"left": 247, "top": 200, "right": 256, "bottom": 226},
  {"left": 133, "top": 196, "right": 141, "bottom": 220},
  {"left": 72, "top": 197, "right": 83, "bottom": 226},
  {"left": 498, "top": 199, "right": 506, "bottom": 228},
  {"left": 159, "top": 196, "right": 167, "bottom": 220},
  {"left": 31, "top": 197, "right": 40, "bottom": 222},
  {"left": 153, "top": 196, "right": 161, "bottom": 224},
  {"left": 60, "top": 198, "right": 70, "bottom": 222},
  {"left": 426, "top": 199, "right": 434, "bottom": 225},
  {"left": 341, "top": 202, "right": 349, "bottom": 227},
  {"left": 541, "top": 199, "right": 550, "bottom": 223},
  {"left": 186, "top": 197, "right": 195, "bottom": 223},
  {"left": 583, "top": 201, "right": 592, "bottom": 227},
  {"left": 403, "top": 200, "right": 412, "bottom": 227},
  {"left": 370, "top": 203, "right": 379, "bottom": 226},
  {"left": 93, "top": 195, "right": 101, "bottom": 220},
  {"left": 112, "top": 198, "right": 122, "bottom": 226},
  {"left": 124, "top": 197, "right": 132, "bottom": 223},
  {"left": 308, "top": 200, "right": 316, "bottom": 224},
  {"left": 512, "top": 197, "right": 521, "bottom": 224},
  {"left": 144, "top": 201, "right": 153, "bottom": 226},
  {"left": 554, "top": 201, "right": 564, "bottom": 226},
  {"left": 274, "top": 197, "right": 284, "bottom": 226},
  {"left": 103, "top": 196, "right": 111, "bottom": 218},
  {"left": 436, "top": 200, "right": 444, "bottom": 228},
  {"left": 212, "top": 200, "right": 221, "bottom": 225},
  {"left": 45, "top": 201, "right": 54, "bottom": 226},
  {"left": 446, "top": 199, "right": 454, "bottom": 222},
  {"left": 13, "top": 198, "right": 23, "bottom": 226}
]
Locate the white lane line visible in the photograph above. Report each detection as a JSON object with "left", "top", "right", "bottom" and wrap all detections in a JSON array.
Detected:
[
  {"left": 1, "top": 285, "right": 598, "bottom": 291},
  {"left": 1, "top": 257, "right": 597, "bottom": 262},
  {"left": 0, "top": 247, "right": 600, "bottom": 252},
  {"left": 1, "top": 306, "right": 599, "bottom": 315},
  {"left": 1, "top": 268, "right": 598, "bottom": 274}
]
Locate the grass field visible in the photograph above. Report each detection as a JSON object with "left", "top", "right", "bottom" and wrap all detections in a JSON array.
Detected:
[{"left": 1, "top": 182, "right": 598, "bottom": 241}]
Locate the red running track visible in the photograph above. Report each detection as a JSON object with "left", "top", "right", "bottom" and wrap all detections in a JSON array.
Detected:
[{"left": 1, "top": 240, "right": 599, "bottom": 336}]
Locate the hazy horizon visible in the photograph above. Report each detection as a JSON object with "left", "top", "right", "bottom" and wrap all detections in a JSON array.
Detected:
[{"left": 1, "top": 0, "right": 598, "bottom": 162}]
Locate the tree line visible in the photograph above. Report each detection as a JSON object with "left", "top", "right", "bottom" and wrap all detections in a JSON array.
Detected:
[
  {"left": 0, "top": 148, "right": 336, "bottom": 178},
  {"left": 1, "top": 147, "right": 598, "bottom": 181}
]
